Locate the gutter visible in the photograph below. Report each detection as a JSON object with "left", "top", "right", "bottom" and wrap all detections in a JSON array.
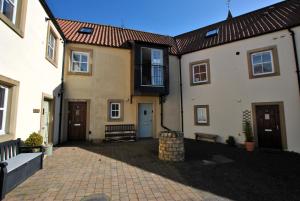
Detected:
[
  {"left": 160, "top": 96, "right": 171, "bottom": 131},
  {"left": 178, "top": 55, "right": 184, "bottom": 132},
  {"left": 288, "top": 28, "right": 300, "bottom": 94}
]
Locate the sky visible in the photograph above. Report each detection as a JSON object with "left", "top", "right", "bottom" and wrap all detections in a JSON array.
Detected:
[{"left": 46, "top": 0, "right": 284, "bottom": 36}]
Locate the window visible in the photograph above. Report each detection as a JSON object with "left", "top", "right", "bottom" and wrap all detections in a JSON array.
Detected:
[
  {"left": 247, "top": 46, "right": 280, "bottom": 79},
  {"left": 78, "top": 27, "right": 93, "bottom": 34},
  {"left": 0, "top": 0, "right": 18, "bottom": 24},
  {"left": 0, "top": 85, "right": 8, "bottom": 135},
  {"left": 70, "top": 51, "right": 89, "bottom": 73},
  {"left": 141, "top": 48, "right": 164, "bottom": 86},
  {"left": 46, "top": 29, "right": 57, "bottom": 64},
  {"left": 190, "top": 60, "right": 210, "bottom": 86},
  {"left": 108, "top": 100, "right": 123, "bottom": 121},
  {"left": 206, "top": 28, "right": 219, "bottom": 37},
  {"left": 194, "top": 105, "right": 209, "bottom": 125}
]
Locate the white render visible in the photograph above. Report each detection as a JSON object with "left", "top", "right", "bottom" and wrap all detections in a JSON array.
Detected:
[
  {"left": 0, "top": 1, "right": 64, "bottom": 144},
  {"left": 181, "top": 27, "right": 300, "bottom": 153}
]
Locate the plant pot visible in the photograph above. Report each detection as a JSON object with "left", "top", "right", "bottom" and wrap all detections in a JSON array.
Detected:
[{"left": 245, "top": 141, "right": 255, "bottom": 152}]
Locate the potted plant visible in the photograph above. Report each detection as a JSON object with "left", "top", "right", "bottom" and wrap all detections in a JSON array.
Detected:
[
  {"left": 24, "top": 132, "right": 43, "bottom": 153},
  {"left": 243, "top": 120, "right": 255, "bottom": 151}
]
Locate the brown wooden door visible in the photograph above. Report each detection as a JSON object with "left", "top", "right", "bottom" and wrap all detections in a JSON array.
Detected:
[
  {"left": 68, "top": 102, "right": 87, "bottom": 141},
  {"left": 256, "top": 105, "right": 282, "bottom": 149}
]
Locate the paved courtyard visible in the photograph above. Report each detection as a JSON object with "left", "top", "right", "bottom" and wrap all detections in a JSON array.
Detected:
[{"left": 4, "top": 139, "right": 300, "bottom": 201}]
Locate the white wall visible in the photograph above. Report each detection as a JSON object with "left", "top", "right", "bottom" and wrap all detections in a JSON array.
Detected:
[
  {"left": 181, "top": 28, "right": 300, "bottom": 153},
  {"left": 0, "top": 1, "right": 63, "bottom": 144}
]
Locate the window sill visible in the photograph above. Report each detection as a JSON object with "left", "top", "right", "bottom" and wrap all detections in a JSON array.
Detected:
[
  {"left": 190, "top": 81, "right": 210, "bottom": 86},
  {"left": 0, "top": 13, "right": 24, "bottom": 38},
  {"left": 67, "top": 71, "right": 92, "bottom": 76},
  {"left": 46, "top": 56, "right": 58, "bottom": 68},
  {"left": 107, "top": 118, "right": 123, "bottom": 122},
  {"left": 249, "top": 72, "right": 280, "bottom": 79}
]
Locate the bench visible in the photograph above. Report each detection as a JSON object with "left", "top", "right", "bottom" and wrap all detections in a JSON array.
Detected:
[
  {"left": 0, "top": 139, "right": 43, "bottom": 200},
  {"left": 104, "top": 124, "right": 136, "bottom": 142},
  {"left": 195, "top": 133, "right": 219, "bottom": 143}
]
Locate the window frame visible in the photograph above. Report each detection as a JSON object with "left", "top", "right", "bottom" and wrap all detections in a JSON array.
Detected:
[
  {"left": 190, "top": 59, "right": 211, "bottom": 86},
  {"left": 247, "top": 46, "right": 280, "bottom": 79},
  {"left": 0, "top": 85, "right": 8, "bottom": 135},
  {"left": 194, "top": 105, "right": 210, "bottom": 126},
  {"left": 107, "top": 100, "right": 124, "bottom": 121},
  {"left": 45, "top": 25, "right": 59, "bottom": 67},
  {"left": 140, "top": 47, "right": 164, "bottom": 87},
  {"left": 0, "top": 0, "right": 27, "bottom": 37},
  {"left": 70, "top": 51, "right": 90, "bottom": 74}
]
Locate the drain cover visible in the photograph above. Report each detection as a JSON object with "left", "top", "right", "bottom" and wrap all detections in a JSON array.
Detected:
[{"left": 81, "top": 194, "right": 110, "bottom": 201}]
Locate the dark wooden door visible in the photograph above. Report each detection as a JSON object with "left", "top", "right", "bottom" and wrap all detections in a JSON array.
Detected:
[
  {"left": 68, "top": 102, "right": 87, "bottom": 141},
  {"left": 256, "top": 105, "right": 282, "bottom": 149}
]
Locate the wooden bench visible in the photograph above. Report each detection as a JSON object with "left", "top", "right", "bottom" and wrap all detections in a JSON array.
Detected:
[
  {"left": 104, "top": 124, "right": 136, "bottom": 142},
  {"left": 195, "top": 133, "right": 219, "bottom": 143},
  {"left": 0, "top": 139, "right": 43, "bottom": 200}
]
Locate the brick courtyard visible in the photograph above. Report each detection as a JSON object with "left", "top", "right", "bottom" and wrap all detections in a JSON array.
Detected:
[{"left": 4, "top": 139, "right": 300, "bottom": 201}]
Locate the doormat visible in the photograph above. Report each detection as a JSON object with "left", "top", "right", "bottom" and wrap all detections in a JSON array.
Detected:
[
  {"left": 202, "top": 154, "right": 234, "bottom": 165},
  {"left": 81, "top": 194, "right": 110, "bottom": 201}
]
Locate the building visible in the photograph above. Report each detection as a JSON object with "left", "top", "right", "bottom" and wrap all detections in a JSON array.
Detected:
[{"left": 0, "top": 0, "right": 64, "bottom": 145}]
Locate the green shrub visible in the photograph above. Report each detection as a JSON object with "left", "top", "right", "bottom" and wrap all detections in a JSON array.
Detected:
[
  {"left": 243, "top": 120, "right": 254, "bottom": 142},
  {"left": 25, "top": 132, "right": 43, "bottom": 146}
]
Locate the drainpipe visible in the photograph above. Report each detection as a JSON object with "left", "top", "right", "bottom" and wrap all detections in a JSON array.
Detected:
[
  {"left": 58, "top": 41, "right": 66, "bottom": 144},
  {"left": 178, "top": 55, "right": 184, "bottom": 132},
  {"left": 288, "top": 28, "right": 300, "bottom": 94},
  {"left": 160, "top": 96, "right": 171, "bottom": 131}
]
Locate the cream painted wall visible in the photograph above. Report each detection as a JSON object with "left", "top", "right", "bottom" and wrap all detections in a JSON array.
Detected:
[
  {"left": 0, "top": 1, "right": 64, "bottom": 143},
  {"left": 181, "top": 28, "right": 300, "bottom": 153},
  {"left": 63, "top": 44, "right": 181, "bottom": 141}
]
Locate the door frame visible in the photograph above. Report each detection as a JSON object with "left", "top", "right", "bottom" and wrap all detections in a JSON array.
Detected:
[
  {"left": 40, "top": 93, "right": 54, "bottom": 144},
  {"left": 137, "top": 102, "right": 154, "bottom": 138},
  {"left": 67, "top": 99, "right": 89, "bottom": 141},
  {"left": 251, "top": 101, "right": 287, "bottom": 150}
]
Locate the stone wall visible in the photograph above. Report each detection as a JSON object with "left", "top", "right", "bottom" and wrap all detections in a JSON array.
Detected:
[{"left": 159, "top": 131, "right": 185, "bottom": 161}]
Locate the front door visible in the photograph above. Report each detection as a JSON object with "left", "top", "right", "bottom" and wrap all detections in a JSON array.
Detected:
[
  {"left": 41, "top": 100, "right": 52, "bottom": 144},
  {"left": 68, "top": 102, "right": 87, "bottom": 141},
  {"left": 255, "top": 105, "right": 282, "bottom": 149},
  {"left": 138, "top": 103, "right": 153, "bottom": 138}
]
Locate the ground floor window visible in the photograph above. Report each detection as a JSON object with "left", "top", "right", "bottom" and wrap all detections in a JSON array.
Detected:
[
  {"left": 194, "top": 105, "right": 209, "bottom": 125},
  {"left": 108, "top": 100, "right": 124, "bottom": 121},
  {"left": 0, "top": 85, "right": 9, "bottom": 135}
]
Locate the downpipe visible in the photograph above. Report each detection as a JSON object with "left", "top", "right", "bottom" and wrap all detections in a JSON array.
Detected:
[
  {"left": 288, "top": 28, "right": 300, "bottom": 94},
  {"left": 160, "top": 96, "right": 171, "bottom": 131}
]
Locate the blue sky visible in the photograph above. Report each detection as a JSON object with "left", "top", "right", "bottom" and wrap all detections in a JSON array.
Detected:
[{"left": 46, "top": 0, "right": 283, "bottom": 36}]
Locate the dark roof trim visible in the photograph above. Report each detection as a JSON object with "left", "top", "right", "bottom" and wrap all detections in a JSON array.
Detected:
[{"left": 39, "top": 0, "right": 66, "bottom": 41}]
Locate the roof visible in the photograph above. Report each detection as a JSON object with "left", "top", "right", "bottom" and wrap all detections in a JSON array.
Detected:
[
  {"left": 56, "top": 0, "right": 300, "bottom": 55},
  {"left": 56, "top": 19, "right": 178, "bottom": 54}
]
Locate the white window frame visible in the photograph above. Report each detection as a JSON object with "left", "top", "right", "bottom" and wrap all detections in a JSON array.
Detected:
[
  {"left": 0, "top": 85, "right": 8, "bottom": 135},
  {"left": 251, "top": 50, "right": 274, "bottom": 76},
  {"left": 192, "top": 63, "right": 208, "bottom": 84},
  {"left": 140, "top": 47, "right": 164, "bottom": 87},
  {"left": 110, "top": 102, "right": 121, "bottom": 119},
  {"left": 70, "top": 51, "right": 89, "bottom": 73},
  {"left": 47, "top": 31, "right": 56, "bottom": 61},
  {"left": 0, "top": 0, "right": 18, "bottom": 24},
  {"left": 196, "top": 107, "right": 208, "bottom": 124}
]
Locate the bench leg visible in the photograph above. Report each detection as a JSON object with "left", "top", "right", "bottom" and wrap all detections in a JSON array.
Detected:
[{"left": 0, "top": 164, "right": 8, "bottom": 200}]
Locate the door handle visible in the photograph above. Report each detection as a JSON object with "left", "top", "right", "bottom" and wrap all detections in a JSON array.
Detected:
[{"left": 74, "top": 124, "right": 81, "bottom": 126}]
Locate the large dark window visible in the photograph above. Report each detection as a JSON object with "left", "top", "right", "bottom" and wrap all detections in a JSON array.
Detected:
[{"left": 141, "top": 48, "right": 164, "bottom": 86}]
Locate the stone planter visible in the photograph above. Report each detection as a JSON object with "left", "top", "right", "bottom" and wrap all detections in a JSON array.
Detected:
[{"left": 159, "top": 131, "right": 185, "bottom": 162}]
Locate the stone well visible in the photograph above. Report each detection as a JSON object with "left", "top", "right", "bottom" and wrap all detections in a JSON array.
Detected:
[{"left": 159, "top": 131, "right": 185, "bottom": 162}]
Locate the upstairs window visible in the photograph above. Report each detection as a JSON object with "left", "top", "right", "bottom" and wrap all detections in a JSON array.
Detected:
[
  {"left": 205, "top": 28, "right": 219, "bottom": 37},
  {"left": 78, "top": 27, "right": 93, "bottom": 34},
  {"left": 190, "top": 60, "right": 211, "bottom": 86},
  {"left": 70, "top": 51, "right": 89, "bottom": 73},
  {"left": 141, "top": 48, "right": 164, "bottom": 86},
  {"left": 46, "top": 28, "right": 58, "bottom": 66},
  {"left": 247, "top": 46, "right": 280, "bottom": 79},
  {"left": 0, "top": 0, "right": 18, "bottom": 24},
  {"left": 0, "top": 85, "right": 8, "bottom": 135}
]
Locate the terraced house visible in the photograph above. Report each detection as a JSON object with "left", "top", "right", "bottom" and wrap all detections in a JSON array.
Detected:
[
  {"left": 0, "top": 0, "right": 300, "bottom": 153},
  {"left": 0, "top": 0, "right": 64, "bottom": 145}
]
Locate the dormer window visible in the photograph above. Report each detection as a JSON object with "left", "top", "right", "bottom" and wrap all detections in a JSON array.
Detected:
[
  {"left": 205, "top": 28, "right": 219, "bottom": 37},
  {"left": 78, "top": 27, "right": 93, "bottom": 34}
]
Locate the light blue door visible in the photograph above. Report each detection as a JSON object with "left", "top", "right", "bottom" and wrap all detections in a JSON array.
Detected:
[{"left": 138, "top": 103, "right": 153, "bottom": 138}]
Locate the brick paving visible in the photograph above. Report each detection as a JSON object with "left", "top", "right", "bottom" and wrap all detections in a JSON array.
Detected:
[{"left": 4, "top": 139, "right": 300, "bottom": 201}]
